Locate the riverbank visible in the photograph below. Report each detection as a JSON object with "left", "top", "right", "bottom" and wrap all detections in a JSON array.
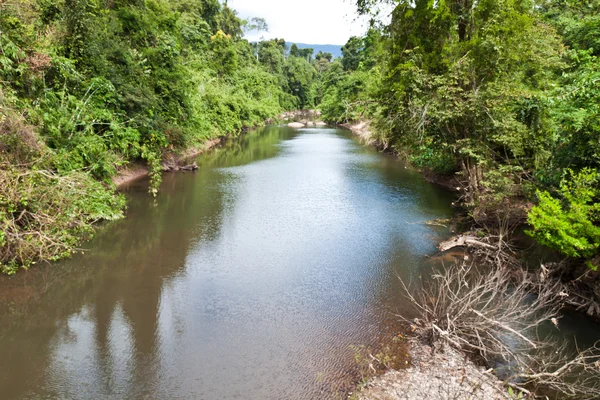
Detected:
[
  {"left": 112, "top": 137, "right": 223, "bottom": 188},
  {"left": 355, "top": 339, "right": 508, "bottom": 400},
  {"left": 340, "top": 122, "right": 379, "bottom": 147},
  {"left": 113, "top": 115, "right": 335, "bottom": 188},
  {"left": 113, "top": 114, "right": 329, "bottom": 188}
]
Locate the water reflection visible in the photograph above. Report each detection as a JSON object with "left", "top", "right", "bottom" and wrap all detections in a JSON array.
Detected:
[{"left": 0, "top": 127, "right": 455, "bottom": 399}]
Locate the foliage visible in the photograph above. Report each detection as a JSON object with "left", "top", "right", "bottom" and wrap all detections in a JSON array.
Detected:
[
  {"left": 284, "top": 57, "right": 317, "bottom": 109},
  {"left": 0, "top": 167, "right": 125, "bottom": 275},
  {"left": 258, "top": 39, "right": 286, "bottom": 74},
  {"left": 210, "top": 30, "right": 238, "bottom": 76},
  {"left": 341, "top": 36, "right": 363, "bottom": 71},
  {"left": 0, "top": 107, "right": 125, "bottom": 275},
  {"left": 527, "top": 169, "right": 600, "bottom": 268}
]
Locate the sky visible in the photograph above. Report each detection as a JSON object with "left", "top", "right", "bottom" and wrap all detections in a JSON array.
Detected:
[{"left": 227, "top": 0, "right": 369, "bottom": 45}]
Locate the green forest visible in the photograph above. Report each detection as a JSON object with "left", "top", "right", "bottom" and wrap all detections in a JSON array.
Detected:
[{"left": 1, "top": 0, "right": 599, "bottom": 275}]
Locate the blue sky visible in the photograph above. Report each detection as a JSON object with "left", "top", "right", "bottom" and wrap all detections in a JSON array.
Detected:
[{"left": 227, "top": 0, "right": 369, "bottom": 45}]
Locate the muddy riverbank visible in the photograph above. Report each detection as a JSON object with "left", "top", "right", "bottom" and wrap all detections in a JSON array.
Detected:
[{"left": 112, "top": 137, "right": 223, "bottom": 188}]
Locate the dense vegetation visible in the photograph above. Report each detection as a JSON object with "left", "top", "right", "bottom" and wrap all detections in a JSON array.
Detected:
[
  {"left": 322, "top": 0, "right": 600, "bottom": 270},
  {"left": 0, "top": 0, "right": 329, "bottom": 274}
]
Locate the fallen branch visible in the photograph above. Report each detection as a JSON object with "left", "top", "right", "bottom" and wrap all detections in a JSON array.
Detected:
[
  {"left": 162, "top": 161, "right": 198, "bottom": 172},
  {"left": 438, "top": 235, "right": 498, "bottom": 252}
]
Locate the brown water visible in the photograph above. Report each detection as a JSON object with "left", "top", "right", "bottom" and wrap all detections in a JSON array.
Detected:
[{"left": 0, "top": 126, "right": 455, "bottom": 399}]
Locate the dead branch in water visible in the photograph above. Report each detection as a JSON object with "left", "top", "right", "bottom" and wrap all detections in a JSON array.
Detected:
[
  {"left": 400, "top": 262, "right": 600, "bottom": 398},
  {"left": 537, "top": 261, "right": 600, "bottom": 318},
  {"left": 505, "top": 342, "right": 600, "bottom": 399},
  {"left": 438, "top": 235, "right": 497, "bottom": 252}
]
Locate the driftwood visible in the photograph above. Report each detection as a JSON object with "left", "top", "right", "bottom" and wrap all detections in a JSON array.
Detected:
[
  {"left": 438, "top": 234, "right": 498, "bottom": 252},
  {"left": 162, "top": 162, "right": 198, "bottom": 172}
]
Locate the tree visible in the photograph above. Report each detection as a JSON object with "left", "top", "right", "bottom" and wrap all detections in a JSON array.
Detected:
[
  {"left": 289, "top": 43, "right": 300, "bottom": 57},
  {"left": 341, "top": 36, "right": 363, "bottom": 71},
  {"left": 218, "top": 5, "right": 243, "bottom": 39},
  {"left": 210, "top": 30, "right": 238, "bottom": 75},
  {"left": 284, "top": 57, "right": 316, "bottom": 109},
  {"left": 242, "top": 17, "right": 268, "bottom": 36},
  {"left": 315, "top": 51, "right": 333, "bottom": 62},
  {"left": 297, "top": 47, "right": 313, "bottom": 62},
  {"left": 258, "top": 39, "right": 285, "bottom": 74},
  {"left": 63, "top": 0, "right": 97, "bottom": 59}
]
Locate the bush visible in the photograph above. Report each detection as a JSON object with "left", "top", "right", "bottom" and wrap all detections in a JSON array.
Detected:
[
  {"left": 526, "top": 168, "right": 600, "bottom": 269},
  {"left": 0, "top": 166, "right": 125, "bottom": 275},
  {"left": 0, "top": 103, "right": 126, "bottom": 274}
]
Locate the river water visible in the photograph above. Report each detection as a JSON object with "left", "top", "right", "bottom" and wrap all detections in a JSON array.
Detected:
[{"left": 0, "top": 126, "right": 457, "bottom": 399}]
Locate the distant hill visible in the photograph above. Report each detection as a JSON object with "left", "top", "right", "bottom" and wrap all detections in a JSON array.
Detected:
[{"left": 286, "top": 42, "right": 343, "bottom": 59}]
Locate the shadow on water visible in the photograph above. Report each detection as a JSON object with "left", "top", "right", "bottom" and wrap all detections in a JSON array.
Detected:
[{"left": 0, "top": 126, "right": 457, "bottom": 399}]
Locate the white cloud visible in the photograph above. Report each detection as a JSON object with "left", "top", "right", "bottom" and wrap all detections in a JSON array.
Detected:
[{"left": 227, "top": 0, "right": 369, "bottom": 44}]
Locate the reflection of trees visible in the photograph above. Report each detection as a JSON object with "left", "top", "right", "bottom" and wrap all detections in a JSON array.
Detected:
[
  {"left": 198, "top": 126, "right": 298, "bottom": 169},
  {"left": 0, "top": 126, "right": 294, "bottom": 398},
  {"left": 346, "top": 139, "right": 455, "bottom": 216},
  {"left": 0, "top": 172, "right": 224, "bottom": 397},
  {"left": 338, "top": 133, "right": 456, "bottom": 343}
]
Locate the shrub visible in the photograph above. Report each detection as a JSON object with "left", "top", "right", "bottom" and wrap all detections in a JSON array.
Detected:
[
  {"left": 526, "top": 168, "right": 600, "bottom": 269},
  {"left": 0, "top": 106, "right": 126, "bottom": 274}
]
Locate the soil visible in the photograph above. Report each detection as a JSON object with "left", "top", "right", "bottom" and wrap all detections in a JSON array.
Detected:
[
  {"left": 111, "top": 163, "right": 149, "bottom": 187},
  {"left": 339, "top": 122, "right": 379, "bottom": 147}
]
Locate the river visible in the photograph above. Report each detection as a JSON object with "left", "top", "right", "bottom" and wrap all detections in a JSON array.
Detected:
[{"left": 0, "top": 126, "right": 461, "bottom": 399}]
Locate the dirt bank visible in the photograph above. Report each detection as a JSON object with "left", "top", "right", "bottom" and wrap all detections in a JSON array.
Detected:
[
  {"left": 355, "top": 339, "right": 508, "bottom": 400},
  {"left": 112, "top": 137, "right": 222, "bottom": 188},
  {"left": 340, "top": 121, "right": 380, "bottom": 147}
]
